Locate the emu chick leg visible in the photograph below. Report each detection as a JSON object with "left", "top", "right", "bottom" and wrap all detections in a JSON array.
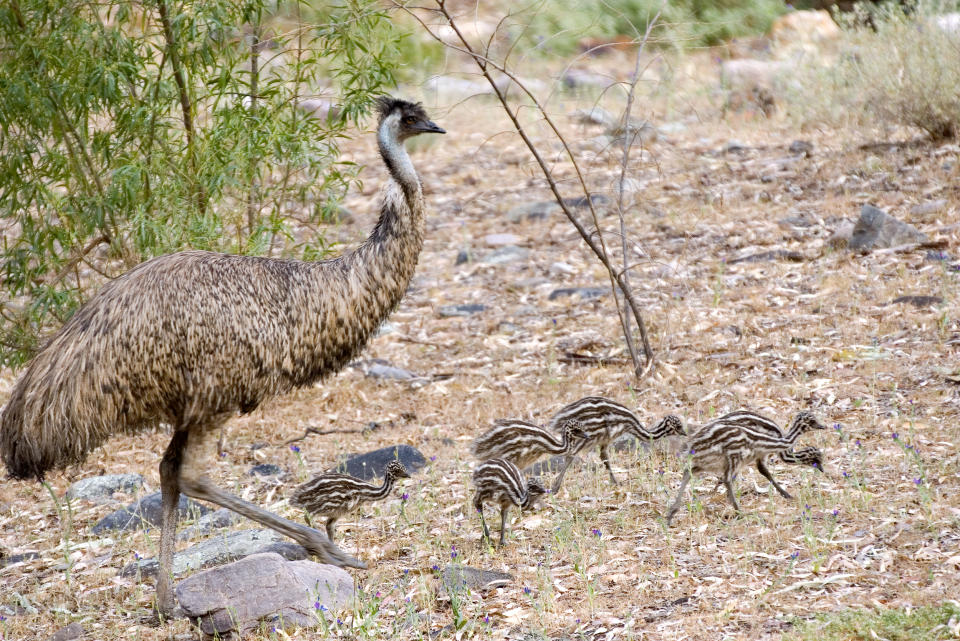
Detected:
[
  {"left": 722, "top": 467, "right": 741, "bottom": 513},
  {"left": 156, "top": 430, "right": 189, "bottom": 618},
  {"left": 325, "top": 518, "right": 337, "bottom": 542},
  {"left": 179, "top": 425, "right": 366, "bottom": 569},
  {"left": 499, "top": 505, "right": 509, "bottom": 547},
  {"left": 550, "top": 455, "right": 575, "bottom": 494},
  {"left": 665, "top": 469, "right": 691, "bottom": 526},
  {"left": 756, "top": 458, "right": 792, "bottom": 499},
  {"left": 598, "top": 443, "right": 618, "bottom": 486}
]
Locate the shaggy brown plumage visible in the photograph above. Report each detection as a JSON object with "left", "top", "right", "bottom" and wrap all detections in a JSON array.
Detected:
[{"left": 0, "top": 96, "right": 445, "bottom": 616}]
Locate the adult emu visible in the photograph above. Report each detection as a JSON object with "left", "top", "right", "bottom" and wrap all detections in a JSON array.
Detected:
[{"left": 0, "top": 97, "right": 444, "bottom": 616}]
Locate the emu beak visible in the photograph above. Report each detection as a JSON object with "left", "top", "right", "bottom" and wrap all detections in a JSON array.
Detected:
[{"left": 418, "top": 120, "right": 445, "bottom": 134}]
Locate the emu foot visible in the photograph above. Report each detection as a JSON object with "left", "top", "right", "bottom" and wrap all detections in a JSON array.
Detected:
[{"left": 301, "top": 529, "right": 367, "bottom": 570}]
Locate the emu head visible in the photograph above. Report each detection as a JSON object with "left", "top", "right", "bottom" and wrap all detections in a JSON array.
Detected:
[
  {"left": 523, "top": 478, "right": 548, "bottom": 509},
  {"left": 564, "top": 421, "right": 588, "bottom": 442},
  {"left": 384, "top": 460, "right": 412, "bottom": 480},
  {"left": 657, "top": 415, "right": 686, "bottom": 437},
  {"left": 791, "top": 411, "right": 827, "bottom": 433},
  {"left": 375, "top": 96, "right": 445, "bottom": 140}
]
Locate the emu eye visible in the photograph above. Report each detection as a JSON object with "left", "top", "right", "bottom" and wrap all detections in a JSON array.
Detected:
[{"left": 403, "top": 116, "right": 416, "bottom": 125}]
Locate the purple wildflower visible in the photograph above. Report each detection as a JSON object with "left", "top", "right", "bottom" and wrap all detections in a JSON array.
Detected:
[
  {"left": 314, "top": 601, "right": 321, "bottom": 610},
  {"left": 290, "top": 444, "right": 301, "bottom": 453},
  {"left": 523, "top": 587, "right": 531, "bottom": 595},
  {"left": 892, "top": 433, "right": 899, "bottom": 440},
  {"left": 429, "top": 455, "right": 437, "bottom": 462},
  {"left": 401, "top": 492, "right": 409, "bottom": 501},
  {"left": 914, "top": 478, "right": 922, "bottom": 485},
  {"left": 832, "top": 509, "right": 839, "bottom": 517},
  {"left": 591, "top": 528, "right": 602, "bottom": 538},
  {"left": 843, "top": 471, "right": 850, "bottom": 478}
]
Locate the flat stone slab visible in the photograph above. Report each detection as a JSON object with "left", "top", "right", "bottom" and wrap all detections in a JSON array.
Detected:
[
  {"left": 438, "top": 303, "right": 486, "bottom": 317},
  {"left": 176, "top": 552, "right": 353, "bottom": 637},
  {"left": 480, "top": 246, "right": 530, "bottom": 265},
  {"left": 121, "top": 529, "right": 308, "bottom": 578},
  {"left": 850, "top": 204, "right": 928, "bottom": 250},
  {"left": 548, "top": 287, "right": 607, "bottom": 301},
  {"left": 92, "top": 492, "right": 209, "bottom": 534},
  {"left": 66, "top": 473, "right": 144, "bottom": 503},
  {"left": 336, "top": 445, "right": 427, "bottom": 481},
  {"left": 441, "top": 565, "right": 513, "bottom": 594},
  {"left": 177, "top": 508, "right": 241, "bottom": 541}
]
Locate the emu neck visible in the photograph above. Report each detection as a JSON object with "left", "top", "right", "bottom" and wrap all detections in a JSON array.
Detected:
[
  {"left": 368, "top": 475, "right": 396, "bottom": 500},
  {"left": 378, "top": 113, "right": 419, "bottom": 196},
  {"left": 782, "top": 420, "right": 805, "bottom": 446}
]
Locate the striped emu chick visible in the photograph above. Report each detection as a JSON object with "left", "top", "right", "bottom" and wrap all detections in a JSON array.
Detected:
[
  {"left": 548, "top": 396, "right": 686, "bottom": 492},
  {"left": 470, "top": 419, "right": 587, "bottom": 470},
  {"left": 472, "top": 459, "right": 548, "bottom": 546},
  {"left": 291, "top": 460, "right": 411, "bottom": 541},
  {"left": 778, "top": 446, "right": 823, "bottom": 470},
  {"left": 665, "top": 410, "right": 826, "bottom": 525}
]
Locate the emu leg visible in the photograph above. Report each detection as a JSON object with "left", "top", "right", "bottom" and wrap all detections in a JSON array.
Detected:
[
  {"left": 478, "top": 508, "right": 491, "bottom": 546},
  {"left": 499, "top": 505, "right": 509, "bottom": 547},
  {"left": 598, "top": 443, "right": 619, "bottom": 486},
  {"left": 722, "top": 469, "right": 741, "bottom": 513},
  {"left": 550, "top": 455, "right": 575, "bottom": 494},
  {"left": 756, "top": 458, "right": 792, "bottom": 499},
  {"left": 179, "top": 426, "right": 365, "bottom": 569},
  {"left": 326, "top": 518, "right": 337, "bottom": 542},
  {"left": 665, "top": 469, "right": 691, "bottom": 526},
  {"left": 157, "top": 430, "right": 189, "bottom": 618}
]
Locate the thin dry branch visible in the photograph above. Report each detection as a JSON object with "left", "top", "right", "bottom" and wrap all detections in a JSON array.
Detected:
[{"left": 395, "top": 0, "right": 654, "bottom": 376}]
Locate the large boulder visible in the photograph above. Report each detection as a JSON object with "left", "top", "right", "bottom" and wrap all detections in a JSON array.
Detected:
[
  {"left": 121, "top": 529, "right": 308, "bottom": 578},
  {"left": 336, "top": 444, "right": 428, "bottom": 481},
  {"left": 176, "top": 552, "right": 353, "bottom": 637},
  {"left": 66, "top": 474, "right": 144, "bottom": 503},
  {"left": 92, "top": 491, "right": 209, "bottom": 534},
  {"left": 849, "top": 204, "right": 928, "bottom": 251}
]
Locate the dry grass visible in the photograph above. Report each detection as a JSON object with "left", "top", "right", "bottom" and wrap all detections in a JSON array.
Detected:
[{"left": 2, "top": 45, "right": 960, "bottom": 640}]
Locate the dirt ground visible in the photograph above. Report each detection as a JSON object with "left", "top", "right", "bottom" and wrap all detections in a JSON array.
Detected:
[{"left": 2, "top": 40, "right": 960, "bottom": 641}]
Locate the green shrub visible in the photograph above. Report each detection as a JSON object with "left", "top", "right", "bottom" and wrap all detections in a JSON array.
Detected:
[
  {"left": 790, "top": 0, "right": 960, "bottom": 140},
  {"left": 787, "top": 601, "right": 960, "bottom": 641},
  {"left": 0, "top": 0, "right": 404, "bottom": 367},
  {"left": 506, "top": 0, "right": 787, "bottom": 53}
]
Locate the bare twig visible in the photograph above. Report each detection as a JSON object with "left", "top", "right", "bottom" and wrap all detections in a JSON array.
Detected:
[
  {"left": 283, "top": 423, "right": 384, "bottom": 446},
  {"left": 395, "top": 0, "right": 654, "bottom": 376},
  {"left": 615, "top": 5, "right": 665, "bottom": 374},
  {"left": 157, "top": 0, "right": 206, "bottom": 216}
]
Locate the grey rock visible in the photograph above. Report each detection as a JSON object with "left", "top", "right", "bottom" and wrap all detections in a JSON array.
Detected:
[
  {"left": 481, "top": 246, "right": 530, "bottom": 265},
  {"left": 441, "top": 565, "right": 513, "bottom": 594},
  {"left": 484, "top": 233, "right": 523, "bottom": 247},
  {"left": 350, "top": 358, "right": 418, "bottom": 380},
  {"left": 526, "top": 454, "right": 582, "bottom": 478},
  {"left": 727, "top": 249, "right": 805, "bottom": 264},
  {"left": 505, "top": 194, "right": 608, "bottom": 222},
  {"left": 49, "top": 623, "right": 84, "bottom": 641},
  {"left": 438, "top": 303, "right": 486, "bottom": 317},
  {"left": 455, "top": 249, "right": 471, "bottom": 265},
  {"left": 570, "top": 106, "right": 616, "bottom": 126},
  {"left": 849, "top": 204, "right": 928, "bottom": 250},
  {"left": 178, "top": 508, "right": 241, "bottom": 541},
  {"left": 827, "top": 220, "right": 856, "bottom": 249},
  {"left": 550, "top": 261, "right": 576, "bottom": 276},
  {"left": 723, "top": 140, "right": 748, "bottom": 154},
  {"left": 249, "top": 463, "right": 284, "bottom": 477},
  {"left": 367, "top": 363, "right": 418, "bottom": 380},
  {"left": 176, "top": 552, "right": 353, "bottom": 637},
  {"left": 564, "top": 71, "right": 616, "bottom": 92},
  {"left": 788, "top": 140, "right": 813, "bottom": 156},
  {"left": 506, "top": 201, "right": 560, "bottom": 223},
  {"left": 92, "top": 492, "right": 209, "bottom": 534},
  {"left": 909, "top": 199, "right": 948, "bottom": 216},
  {"left": 336, "top": 444, "right": 427, "bottom": 481},
  {"left": 66, "top": 473, "right": 144, "bottom": 503},
  {"left": 548, "top": 287, "right": 606, "bottom": 301},
  {"left": 1, "top": 550, "right": 39, "bottom": 568},
  {"left": 890, "top": 295, "right": 944, "bottom": 308},
  {"left": 122, "top": 529, "right": 308, "bottom": 579},
  {"left": 925, "top": 250, "right": 953, "bottom": 262},
  {"left": 612, "top": 435, "right": 650, "bottom": 453}
]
